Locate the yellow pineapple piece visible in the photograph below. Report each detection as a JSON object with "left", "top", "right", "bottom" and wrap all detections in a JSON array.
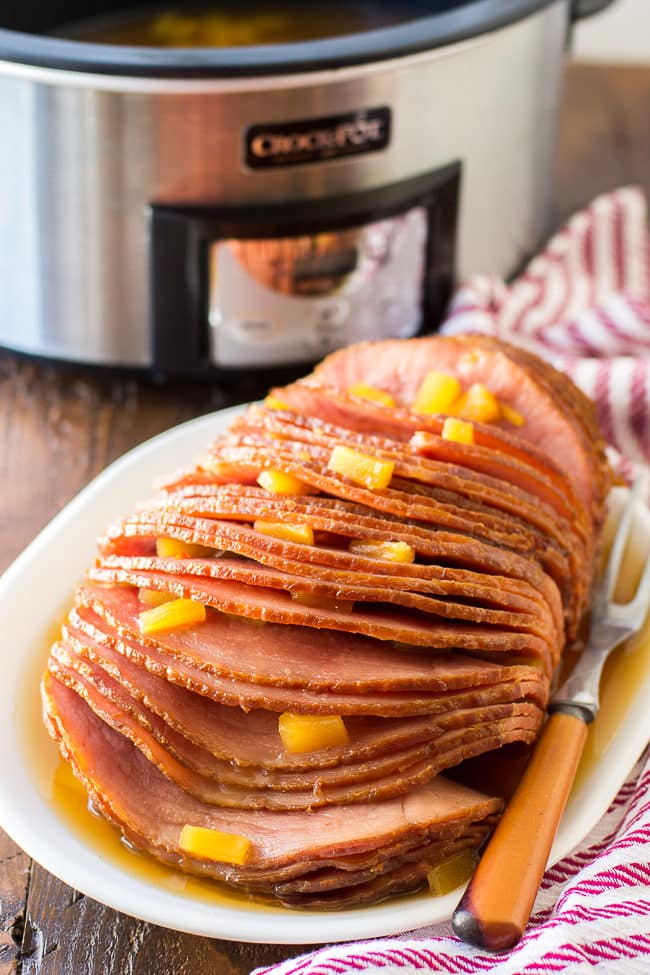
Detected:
[
  {"left": 254, "top": 520, "right": 314, "bottom": 545},
  {"left": 257, "top": 469, "right": 313, "bottom": 496},
  {"left": 499, "top": 402, "right": 526, "bottom": 427},
  {"left": 138, "top": 598, "right": 206, "bottom": 635},
  {"left": 156, "top": 537, "right": 214, "bottom": 558},
  {"left": 138, "top": 588, "right": 175, "bottom": 607},
  {"left": 179, "top": 825, "right": 251, "bottom": 865},
  {"left": 426, "top": 850, "right": 477, "bottom": 895},
  {"left": 327, "top": 445, "right": 394, "bottom": 490},
  {"left": 291, "top": 592, "right": 354, "bottom": 612},
  {"left": 264, "top": 394, "right": 289, "bottom": 410},
  {"left": 279, "top": 713, "right": 349, "bottom": 753},
  {"left": 412, "top": 372, "right": 461, "bottom": 415},
  {"left": 347, "top": 383, "right": 395, "bottom": 409},
  {"left": 441, "top": 417, "right": 474, "bottom": 445},
  {"left": 451, "top": 382, "right": 500, "bottom": 423},
  {"left": 349, "top": 539, "right": 415, "bottom": 563}
]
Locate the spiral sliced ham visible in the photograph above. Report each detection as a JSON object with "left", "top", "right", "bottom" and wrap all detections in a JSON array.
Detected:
[
  {"left": 42, "top": 335, "right": 610, "bottom": 909},
  {"left": 63, "top": 605, "right": 546, "bottom": 717},
  {"left": 42, "top": 674, "right": 502, "bottom": 906},
  {"left": 49, "top": 642, "right": 542, "bottom": 809},
  {"left": 303, "top": 334, "right": 609, "bottom": 516}
]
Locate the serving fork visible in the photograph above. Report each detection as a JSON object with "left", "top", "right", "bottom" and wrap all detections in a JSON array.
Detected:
[{"left": 453, "top": 476, "right": 650, "bottom": 951}]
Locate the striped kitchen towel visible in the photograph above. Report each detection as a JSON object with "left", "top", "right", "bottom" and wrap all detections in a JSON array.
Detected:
[
  {"left": 254, "top": 188, "right": 650, "bottom": 975},
  {"left": 443, "top": 186, "right": 650, "bottom": 480}
]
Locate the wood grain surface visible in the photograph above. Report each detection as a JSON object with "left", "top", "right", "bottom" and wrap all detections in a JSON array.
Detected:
[{"left": 1, "top": 62, "right": 649, "bottom": 975}]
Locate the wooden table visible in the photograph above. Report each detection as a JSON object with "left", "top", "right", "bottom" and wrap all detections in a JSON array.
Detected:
[{"left": 1, "top": 62, "right": 649, "bottom": 975}]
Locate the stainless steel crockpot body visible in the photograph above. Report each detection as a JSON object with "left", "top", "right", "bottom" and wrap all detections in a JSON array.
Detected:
[{"left": 0, "top": 0, "right": 615, "bottom": 376}]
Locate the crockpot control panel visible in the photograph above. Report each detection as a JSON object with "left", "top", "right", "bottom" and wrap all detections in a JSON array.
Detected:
[{"left": 149, "top": 165, "right": 460, "bottom": 376}]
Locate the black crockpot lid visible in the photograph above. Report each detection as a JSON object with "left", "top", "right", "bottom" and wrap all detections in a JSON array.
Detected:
[{"left": 0, "top": 0, "right": 564, "bottom": 77}]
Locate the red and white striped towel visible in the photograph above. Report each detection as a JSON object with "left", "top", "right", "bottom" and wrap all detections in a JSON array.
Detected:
[
  {"left": 255, "top": 188, "right": 650, "bottom": 975},
  {"left": 444, "top": 186, "right": 650, "bottom": 480},
  {"left": 258, "top": 757, "right": 650, "bottom": 974}
]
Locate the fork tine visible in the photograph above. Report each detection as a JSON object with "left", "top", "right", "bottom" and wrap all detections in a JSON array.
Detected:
[{"left": 597, "top": 472, "right": 649, "bottom": 613}]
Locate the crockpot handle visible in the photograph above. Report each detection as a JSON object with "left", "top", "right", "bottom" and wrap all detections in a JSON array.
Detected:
[{"left": 572, "top": 0, "right": 618, "bottom": 20}]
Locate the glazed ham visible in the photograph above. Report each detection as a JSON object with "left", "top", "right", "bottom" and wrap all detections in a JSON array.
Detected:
[
  {"left": 43, "top": 675, "right": 502, "bottom": 906},
  {"left": 48, "top": 651, "right": 541, "bottom": 810},
  {"left": 42, "top": 336, "right": 610, "bottom": 908},
  {"left": 302, "top": 334, "right": 609, "bottom": 517}
]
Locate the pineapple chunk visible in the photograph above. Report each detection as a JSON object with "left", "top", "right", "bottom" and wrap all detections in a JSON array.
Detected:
[
  {"left": 451, "top": 382, "right": 500, "bottom": 423},
  {"left": 500, "top": 402, "right": 525, "bottom": 427},
  {"left": 179, "top": 825, "right": 251, "bottom": 865},
  {"left": 426, "top": 850, "right": 477, "bottom": 895},
  {"left": 347, "top": 383, "right": 395, "bottom": 409},
  {"left": 327, "top": 446, "right": 394, "bottom": 490},
  {"left": 139, "top": 598, "right": 206, "bottom": 635},
  {"left": 254, "top": 520, "right": 314, "bottom": 545},
  {"left": 264, "top": 394, "right": 289, "bottom": 410},
  {"left": 156, "top": 537, "right": 214, "bottom": 558},
  {"left": 257, "top": 469, "right": 313, "bottom": 496},
  {"left": 441, "top": 417, "right": 474, "bottom": 445},
  {"left": 138, "top": 588, "right": 175, "bottom": 607},
  {"left": 279, "top": 713, "right": 349, "bottom": 753},
  {"left": 349, "top": 540, "right": 415, "bottom": 563},
  {"left": 291, "top": 592, "right": 354, "bottom": 612},
  {"left": 412, "top": 372, "right": 461, "bottom": 415}
]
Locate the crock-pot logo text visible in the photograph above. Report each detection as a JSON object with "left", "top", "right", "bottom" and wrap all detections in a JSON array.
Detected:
[{"left": 245, "top": 108, "right": 391, "bottom": 169}]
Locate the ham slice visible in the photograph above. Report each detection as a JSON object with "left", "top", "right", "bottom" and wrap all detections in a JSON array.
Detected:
[
  {"left": 303, "top": 335, "right": 609, "bottom": 515},
  {"left": 79, "top": 580, "right": 556, "bottom": 676},
  {"left": 273, "top": 829, "right": 486, "bottom": 895},
  {"left": 148, "top": 477, "right": 582, "bottom": 602},
  {"left": 43, "top": 674, "right": 502, "bottom": 905},
  {"left": 233, "top": 403, "right": 587, "bottom": 524},
  {"left": 93, "top": 554, "right": 557, "bottom": 643},
  {"left": 49, "top": 645, "right": 541, "bottom": 809},
  {"left": 104, "top": 506, "right": 563, "bottom": 615},
  {"left": 104, "top": 535, "right": 557, "bottom": 619},
  {"left": 231, "top": 406, "right": 591, "bottom": 549},
  {"left": 226, "top": 408, "right": 593, "bottom": 609},
  {"left": 275, "top": 842, "right": 487, "bottom": 908},
  {"left": 64, "top": 607, "right": 546, "bottom": 717},
  {"left": 53, "top": 637, "right": 542, "bottom": 771},
  {"left": 72, "top": 586, "right": 550, "bottom": 698},
  {"left": 207, "top": 443, "right": 552, "bottom": 554},
  {"left": 261, "top": 383, "right": 577, "bottom": 518}
]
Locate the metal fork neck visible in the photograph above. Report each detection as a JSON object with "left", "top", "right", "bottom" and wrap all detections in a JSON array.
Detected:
[
  {"left": 548, "top": 701, "right": 594, "bottom": 724},
  {"left": 550, "top": 621, "right": 631, "bottom": 724}
]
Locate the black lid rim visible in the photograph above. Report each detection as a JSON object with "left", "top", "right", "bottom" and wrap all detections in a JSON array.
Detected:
[{"left": 0, "top": 0, "right": 564, "bottom": 78}]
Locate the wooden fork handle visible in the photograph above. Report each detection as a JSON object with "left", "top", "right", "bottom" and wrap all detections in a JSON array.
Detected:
[{"left": 452, "top": 709, "right": 589, "bottom": 952}]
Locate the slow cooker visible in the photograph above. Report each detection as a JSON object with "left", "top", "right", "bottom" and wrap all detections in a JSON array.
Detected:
[{"left": 0, "top": 0, "right": 615, "bottom": 376}]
